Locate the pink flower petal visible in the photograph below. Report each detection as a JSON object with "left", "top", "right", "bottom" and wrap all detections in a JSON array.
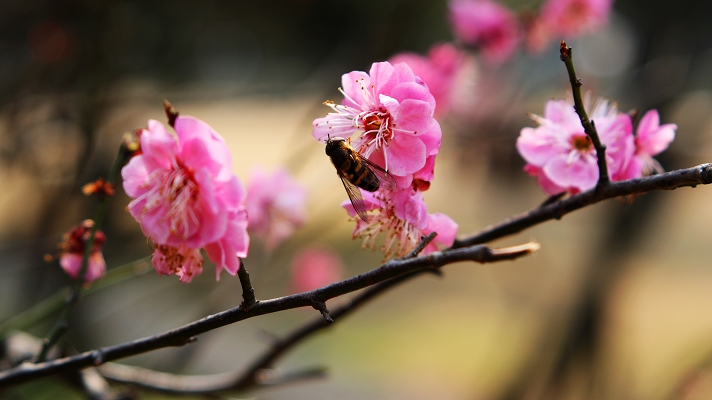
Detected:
[
  {"left": 543, "top": 154, "right": 598, "bottom": 192},
  {"left": 636, "top": 110, "right": 676, "bottom": 156},
  {"left": 393, "top": 98, "right": 435, "bottom": 133},
  {"left": 385, "top": 133, "right": 427, "bottom": 176},
  {"left": 341, "top": 71, "right": 371, "bottom": 109}
]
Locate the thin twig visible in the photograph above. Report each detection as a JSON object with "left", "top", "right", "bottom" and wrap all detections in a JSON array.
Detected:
[
  {"left": 453, "top": 163, "right": 712, "bottom": 248},
  {"left": 1, "top": 258, "right": 151, "bottom": 341},
  {"left": 36, "top": 144, "right": 133, "bottom": 362},
  {"left": 93, "top": 234, "right": 492, "bottom": 395},
  {"left": 559, "top": 41, "right": 609, "bottom": 188},
  {"left": 0, "top": 242, "right": 537, "bottom": 388},
  {"left": 237, "top": 259, "right": 256, "bottom": 309}
]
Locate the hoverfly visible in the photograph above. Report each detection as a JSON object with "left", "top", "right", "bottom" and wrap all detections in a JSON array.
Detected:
[{"left": 325, "top": 136, "right": 396, "bottom": 222}]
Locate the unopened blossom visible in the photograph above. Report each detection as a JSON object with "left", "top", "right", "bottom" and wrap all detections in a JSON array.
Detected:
[
  {"left": 122, "top": 116, "right": 249, "bottom": 282},
  {"left": 342, "top": 187, "right": 457, "bottom": 259},
  {"left": 290, "top": 247, "right": 344, "bottom": 293},
  {"left": 620, "top": 109, "right": 676, "bottom": 179},
  {"left": 449, "top": 0, "right": 521, "bottom": 64},
  {"left": 245, "top": 167, "right": 307, "bottom": 251},
  {"left": 389, "top": 43, "right": 470, "bottom": 117},
  {"left": 539, "top": 0, "right": 613, "bottom": 38},
  {"left": 516, "top": 94, "right": 634, "bottom": 195},
  {"left": 312, "top": 61, "right": 442, "bottom": 186},
  {"left": 58, "top": 220, "right": 106, "bottom": 284}
]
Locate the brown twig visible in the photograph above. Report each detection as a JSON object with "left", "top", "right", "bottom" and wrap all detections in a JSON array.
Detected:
[
  {"left": 237, "top": 259, "right": 256, "bottom": 310},
  {"left": 0, "top": 241, "right": 537, "bottom": 388},
  {"left": 559, "top": 41, "right": 609, "bottom": 189},
  {"left": 453, "top": 163, "right": 712, "bottom": 248}
]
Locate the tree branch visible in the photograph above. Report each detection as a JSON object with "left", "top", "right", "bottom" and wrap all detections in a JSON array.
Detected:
[
  {"left": 453, "top": 163, "right": 712, "bottom": 248},
  {"left": 559, "top": 41, "right": 609, "bottom": 188},
  {"left": 90, "top": 233, "right": 442, "bottom": 394},
  {"left": 36, "top": 142, "right": 133, "bottom": 363},
  {"left": 237, "top": 259, "right": 256, "bottom": 309},
  {"left": 0, "top": 242, "right": 537, "bottom": 388}
]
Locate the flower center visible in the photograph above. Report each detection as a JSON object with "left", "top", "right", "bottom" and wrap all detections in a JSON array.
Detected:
[
  {"left": 142, "top": 163, "right": 200, "bottom": 239},
  {"left": 164, "top": 167, "right": 199, "bottom": 237},
  {"left": 358, "top": 108, "right": 393, "bottom": 153},
  {"left": 570, "top": 133, "right": 592, "bottom": 151},
  {"left": 352, "top": 193, "right": 419, "bottom": 259}
]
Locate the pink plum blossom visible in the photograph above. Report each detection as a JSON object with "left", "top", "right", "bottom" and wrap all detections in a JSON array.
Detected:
[
  {"left": 312, "top": 61, "right": 442, "bottom": 186},
  {"left": 245, "top": 166, "right": 307, "bottom": 251},
  {"left": 539, "top": 0, "right": 613, "bottom": 38},
  {"left": 122, "top": 116, "right": 249, "bottom": 282},
  {"left": 290, "top": 247, "right": 344, "bottom": 293},
  {"left": 516, "top": 94, "right": 635, "bottom": 195},
  {"left": 342, "top": 187, "right": 457, "bottom": 259},
  {"left": 619, "top": 109, "right": 676, "bottom": 179},
  {"left": 389, "top": 43, "right": 470, "bottom": 117},
  {"left": 58, "top": 220, "right": 106, "bottom": 284},
  {"left": 449, "top": 0, "right": 521, "bottom": 64}
]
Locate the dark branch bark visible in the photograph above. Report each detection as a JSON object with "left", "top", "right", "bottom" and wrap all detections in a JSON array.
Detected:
[
  {"left": 559, "top": 41, "right": 609, "bottom": 188},
  {"left": 453, "top": 163, "right": 712, "bottom": 248},
  {"left": 0, "top": 242, "right": 537, "bottom": 388}
]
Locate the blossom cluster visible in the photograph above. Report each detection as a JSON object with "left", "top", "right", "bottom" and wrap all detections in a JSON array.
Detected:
[
  {"left": 122, "top": 117, "right": 249, "bottom": 282},
  {"left": 517, "top": 93, "right": 676, "bottom": 195},
  {"left": 312, "top": 61, "right": 457, "bottom": 258},
  {"left": 449, "top": 0, "right": 614, "bottom": 64}
]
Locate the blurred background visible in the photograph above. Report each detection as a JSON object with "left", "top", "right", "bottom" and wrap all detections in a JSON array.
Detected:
[{"left": 2, "top": 0, "right": 712, "bottom": 398}]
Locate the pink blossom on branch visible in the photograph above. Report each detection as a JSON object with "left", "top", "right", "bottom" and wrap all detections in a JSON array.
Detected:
[
  {"left": 448, "top": 0, "right": 521, "bottom": 64},
  {"left": 245, "top": 167, "right": 307, "bottom": 251},
  {"left": 122, "top": 116, "right": 249, "bottom": 282},
  {"left": 312, "top": 61, "right": 442, "bottom": 186},
  {"left": 342, "top": 188, "right": 457, "bottom": 259},
  {"left": 516, "top": 94, "right": 635, "bottom": 195},
  {"left": 58, "top": 220, "right": 106, "bottom": 284},
  {"left": 389, "top": 43, "right": 470, "bottom": 117},
  {"left": 620, "top": 109, "right": 676, "bottom": 179},
  {"left": 290, "top": 247, "right": 344, "bottom": 293}
]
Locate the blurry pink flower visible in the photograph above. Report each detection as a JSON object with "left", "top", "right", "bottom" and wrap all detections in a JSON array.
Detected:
[
  {"left": 389, "top": 43, "right": 469, "bottom": 117},
  {"left": 122, "top": 116, "right": 249, "bottom": 282},
  {"left": 539, "top": 0, "right": 613, "bottom": 38},
  {"left": 342, "top": 187, "right": 457, "bottom": 259},
  {"left": 620, "top": 109, "right": 676, "bottom": 179},
  {"left": 516, "top": 94, "right": 634, "bottom": 195},
  {"left": 290, "top": 247, "right": 344, "bottom": 293},
  {"left": 245, "top": 167, "right": 307, "bottom": 251},
  {"left": 312, "top": 61, "right": 442, "bottom": 185},
  {"left": 523, "top": 15, "right": 553, "bottom": 54},
  {"left": 449, "top": 0, "right": 521, "bottom": 64},
  {"left": 58, "top": 220, "right": 106, "bottom": 284}
]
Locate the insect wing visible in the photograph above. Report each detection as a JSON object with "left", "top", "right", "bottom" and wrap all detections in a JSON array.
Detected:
[
  {"left": 360, "top": 156, "right": 397, "bottom": 190},
  {"left": 339, "top": 174, "right": 369, "bottom": 222}
]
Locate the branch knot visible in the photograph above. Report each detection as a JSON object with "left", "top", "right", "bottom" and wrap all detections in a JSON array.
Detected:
[{"left": 311, "top": 300, "right": 333, "bottom": 324}]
